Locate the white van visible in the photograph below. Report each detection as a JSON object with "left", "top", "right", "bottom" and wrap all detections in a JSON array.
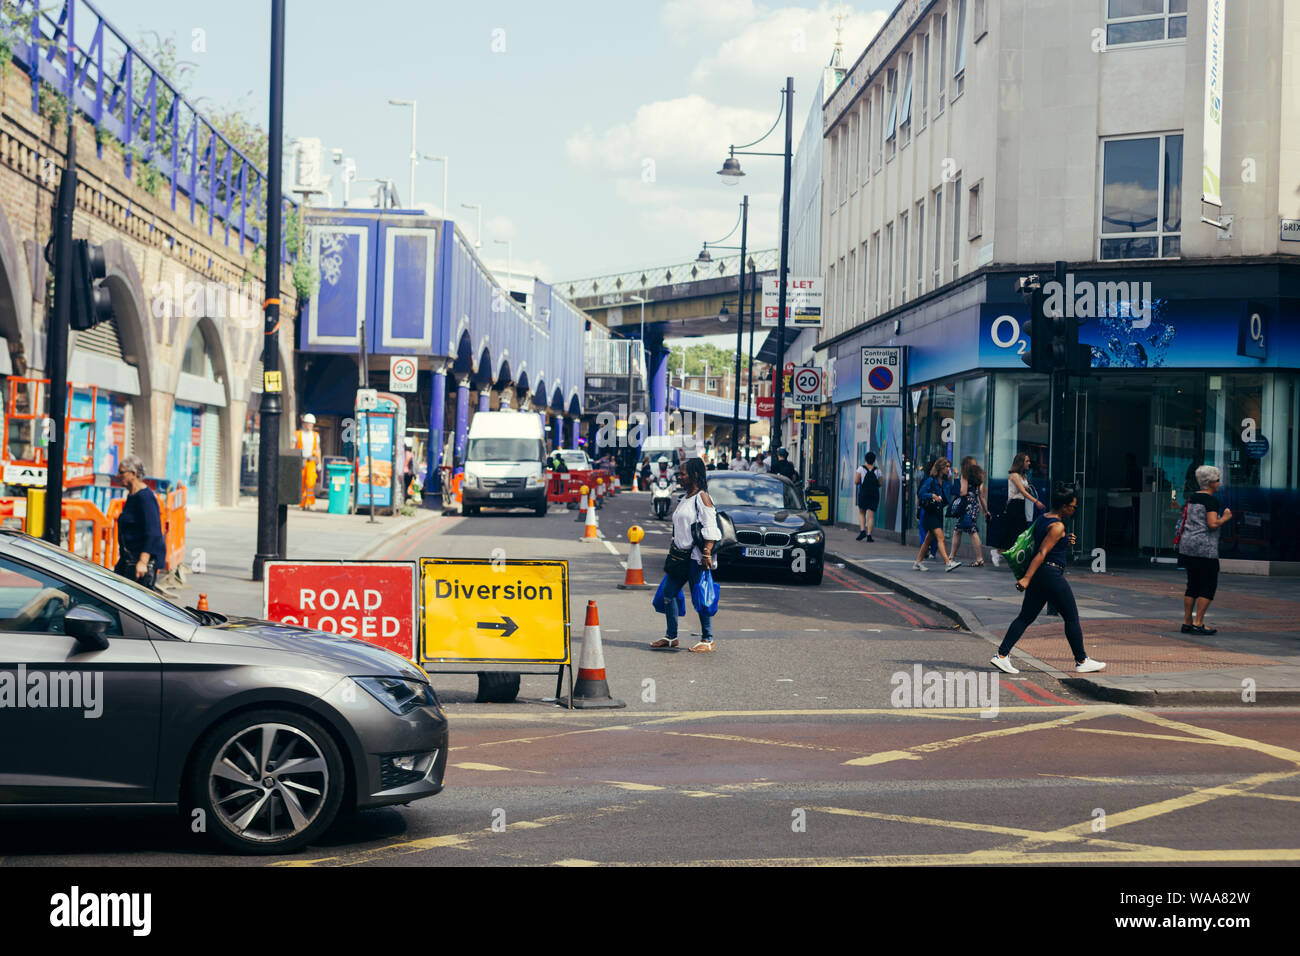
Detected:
[
  {"left": 633, "top": 433, "right": 701, "bottom": 477},
  {"left": 462, "top": 411, "right": 548, "bottom": 516}
]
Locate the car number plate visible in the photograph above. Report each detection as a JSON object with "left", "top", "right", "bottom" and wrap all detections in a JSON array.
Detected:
[
  {"left": 489, "top": 492, "right": 513, "bottom": 499},
  {"left": 742, "top": 546, "right": 784, "bottom": 559}
]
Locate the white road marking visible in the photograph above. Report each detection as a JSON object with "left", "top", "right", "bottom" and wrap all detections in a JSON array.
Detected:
[{"left": 602, "top": 540, "right": 619, "bottom": 555}]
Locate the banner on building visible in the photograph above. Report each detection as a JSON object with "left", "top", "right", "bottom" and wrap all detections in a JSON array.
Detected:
[
  {"left": 762, "top": 277, "right": 823, "bottom": 328},
  {"left": 1202, "top": 0, "right": 1225, "bottom": 206}
]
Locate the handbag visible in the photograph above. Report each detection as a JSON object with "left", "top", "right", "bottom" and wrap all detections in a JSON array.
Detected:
[
  {"left": 1172, "top": 502, "right": 1189, "bottom": 547},
  {"left": 946, "top": 492, "right": 967, "bottom": 519},
  {"left": 664, "top": 543, "right": 692, "bottom": 574}
]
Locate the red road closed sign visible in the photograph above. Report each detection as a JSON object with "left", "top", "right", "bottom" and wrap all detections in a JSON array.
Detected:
[{"left": 264, "top": 561, "right": 417, "bottom": 659}]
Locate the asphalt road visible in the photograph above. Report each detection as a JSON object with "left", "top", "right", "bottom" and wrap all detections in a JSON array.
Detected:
[{"left": 4, "top": 490, "right": 1298, "bottom": 867}]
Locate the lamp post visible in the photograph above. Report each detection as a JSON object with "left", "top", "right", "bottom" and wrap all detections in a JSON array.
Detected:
[
  {"left": 717, "top": 77, "right": 794, "bottom": 451},
  {"left": 628, "top": 294, "right": 647, "bottom": 446},
  {"left": 388, "top": 98, "right": 417, "bottom": 206},
  {"left": 423, "top": 153, "right": 448, "bottom": 216},
  {"left": 461, "top": 202, "right": 482, "bottom": 248},
  {"left": 695, "top": 198, "right": 749, "bottom": 458},
  {"left": 493, "top": 238, "right": 512, "bottom": 301}
]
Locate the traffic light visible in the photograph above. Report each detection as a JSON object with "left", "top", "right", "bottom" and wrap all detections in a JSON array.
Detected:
[
  {"left": 1019, "top": 278, "right": 1051, "bottom": 373},
  {"left": 69, "top": 239, "right": 113, "bottom": 331}
]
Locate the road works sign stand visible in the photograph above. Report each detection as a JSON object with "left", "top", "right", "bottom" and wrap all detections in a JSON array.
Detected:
[{"left": 418, "top": 557, "right": 574, "bottom": 708}]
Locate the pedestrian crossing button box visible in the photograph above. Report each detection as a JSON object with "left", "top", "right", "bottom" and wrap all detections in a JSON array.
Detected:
[{"left": 279, "top": 452, "right": 302, "bottom": 506}]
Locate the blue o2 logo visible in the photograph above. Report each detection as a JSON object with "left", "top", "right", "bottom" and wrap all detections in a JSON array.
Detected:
[{"left": 990, "top": 314, "right": 1027, "bottom": 355}]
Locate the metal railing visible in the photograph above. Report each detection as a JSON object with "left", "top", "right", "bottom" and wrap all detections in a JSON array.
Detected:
[
  {"left": 560, "top": 249, "right": 778, "bottom": 301},
  {"left": 585, "top": 337, "right": 646, "bottom": 389},
  {"left": 5, "top": 0, "right": 295, "bottom": 262}
]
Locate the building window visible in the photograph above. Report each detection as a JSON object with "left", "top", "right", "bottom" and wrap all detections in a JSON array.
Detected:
[
  {"left": 1100, "top": 133, "right": 1183, "bottom": 259},
  {"left": 899, "top": 212, "right": 910, "bottom": 304},
  {"left": 932, "top": 186, "right": 944, "bottom": 289},
  {"left": 951, "top": 175, "right": 962, "bottom": 282},
  {"left": 875, "top": 87, "right": 884, "bottom": 170},
  {"left": 827, "top": 262, "right": 837, "bottom": 333},
  {"left": 937, "top": 13, "right": 947, "bottom": 116},
  {"left": 1106, "top": 0, "right": 1187, "bottom": 46},
  {"left": 871, "top": 231, "right": 882, "bottom": 315},
  {"left": 967, "top": 179, "right": 982, "bottom": 240},
  {"left": 953, "top": 0, "right": 967, "bottom": 99},
  {"left": 919, "top": 33, "right": 929, "bottom": 129},
  {"left": 841, "top": 123, "right": 851, "bottom": 201},
  {"left": 884, "top": 69, "right": 898, "bottom": 160},
  {"left": 899, "top": 53, "right": 914, "bottom": 147},
  {"left": 840, "top": 257, "right": 849, "bottom": 336},
  {"left": 863, "top": 98, "right": 872, "bottom": 184},
  {"left": 916, "top": 200, "right": 926, "bottom": 293},
  {"left": 974, "top": 0, "right": 988, "bottom": 41},
  {"left": 885, "top": 222, "right": 895, "bottom": 311},
  {"left": 847, "top": 249, "right": 856, "bottom": 331},
  {"left": 850, "top": 110, "right": 860, "bottom": 195},
  {"left": 860, "top": 240, "right": 870, "bottom": 321}
]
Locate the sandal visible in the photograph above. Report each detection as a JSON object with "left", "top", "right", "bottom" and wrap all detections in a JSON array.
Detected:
[
  {"left": 650, "top": 638, "right": 679, "bottom": 649},
  {"left": 688, "top": 641, "right": 715, "bottom": 653},
  {"left": 970, "top": 560, "right": 985, "bottom": 567}
]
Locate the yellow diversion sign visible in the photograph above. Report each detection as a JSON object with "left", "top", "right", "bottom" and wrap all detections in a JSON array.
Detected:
[{"left": 418, "top": 558, "right": 570, "bottom": 665}]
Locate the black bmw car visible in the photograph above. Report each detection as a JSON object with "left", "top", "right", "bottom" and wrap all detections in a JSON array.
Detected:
[{"left": 707, "top": 472, "right": 825, "bottom": 585}]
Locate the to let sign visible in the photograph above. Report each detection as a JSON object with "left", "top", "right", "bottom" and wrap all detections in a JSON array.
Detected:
[
  {"left": 761, "top": 277, "right": 823, "bottom": 328},
  {"left": 264, "top": 561, "right": 417, "bottom": 659}
]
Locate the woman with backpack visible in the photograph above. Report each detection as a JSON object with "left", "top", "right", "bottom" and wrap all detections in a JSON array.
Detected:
[
  {"left": 990, "top": 482, "right": 1107, "bottom": 675},
  {"left": 650, "top": 457, "right": 722, "bottom": 653},
  {"left": 855, "top": 452, "right": 881, "bottom": 542},
  {"left": 950, "top": 457, "right": 990, "bottom": 566},
  {"left": 913, "top": 458, "right": 961, "bottom": 572}
]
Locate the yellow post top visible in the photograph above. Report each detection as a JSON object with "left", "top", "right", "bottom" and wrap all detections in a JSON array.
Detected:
[
  {"left": 580, "top": 484, "right": 589, "bottom": 495},
  {"left": 628, "top": 525, "right": 644, "bottom": 544}
]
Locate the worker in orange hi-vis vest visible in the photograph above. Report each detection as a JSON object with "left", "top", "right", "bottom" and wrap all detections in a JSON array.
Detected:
[{"left": 296, "top": 413, "right": 322, "bottom": 510}]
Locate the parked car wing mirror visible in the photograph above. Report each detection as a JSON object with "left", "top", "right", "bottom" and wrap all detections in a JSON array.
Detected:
[{"left": 65, "top": 605, "right": 113, "bottom": 651}]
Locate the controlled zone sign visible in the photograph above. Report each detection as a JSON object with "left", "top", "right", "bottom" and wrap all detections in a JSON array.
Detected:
[
  {"left": 861, "top": 347, "right": 902, "bottom": 407},
  {"left": 264, "top": 561, "right": 417, "bottom": 659},
  {"left": 419, "top": 558, "right": 570, "bottom": 665}
]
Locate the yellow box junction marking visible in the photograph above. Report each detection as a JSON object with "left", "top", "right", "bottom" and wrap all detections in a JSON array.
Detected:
[{"left": 419, "top": 558, "right": 569, "bottom": 664}]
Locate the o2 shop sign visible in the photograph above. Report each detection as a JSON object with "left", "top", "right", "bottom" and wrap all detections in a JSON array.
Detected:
[{"left": 264, "top": 561, "right": 417, "bottom": 659}]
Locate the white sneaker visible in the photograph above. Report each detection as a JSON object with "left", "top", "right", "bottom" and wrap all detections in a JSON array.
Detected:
[
  {"left": 913, "top": 561, "right": 928, "bottom": 571},
  {"left": 990, "top": 552, "right": 1002, "bottom": 567},
  {"left": 990, "top": 654, "right": 1020, "bottom": 675},
  {"left": 1075, "top": 658, "right": 1107, "bottom": 673},
  {"left": 945, "top": 560, "right": 961, "bottom": 572}
]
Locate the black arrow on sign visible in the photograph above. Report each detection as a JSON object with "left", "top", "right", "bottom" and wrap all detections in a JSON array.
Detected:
[{"left": 476, "top": 616, "right": 519, "bottom": 639}]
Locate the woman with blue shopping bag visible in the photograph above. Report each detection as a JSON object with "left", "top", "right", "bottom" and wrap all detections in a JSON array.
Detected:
[{"left": 650, "top": 457, "right": 722, "bottom": 653}]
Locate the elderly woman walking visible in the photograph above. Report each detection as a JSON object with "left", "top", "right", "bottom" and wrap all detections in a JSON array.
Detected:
[
  {"left": 114, "top": 455, "right": 165, "bottom": 588},
  {"left": 1178, "top": 465, "right": 1233, "bottom": 635}
]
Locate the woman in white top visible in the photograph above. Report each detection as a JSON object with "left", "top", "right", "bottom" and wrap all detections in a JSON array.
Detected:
[
  {"left": 1001, "top": 452, "right": 1045, "bottom": 549},
  {"left": 651, "top": 457, "right": 723, "bottom": 653}
]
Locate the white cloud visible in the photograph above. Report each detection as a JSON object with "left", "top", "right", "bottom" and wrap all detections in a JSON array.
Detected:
[
  {"left": 660, "top": 0, "right": 757, "bottom": 39},
  {"left": 566, "top": 95, "right": 773, "bottom": 174},
  {"left": 691, "top": 2, "right": 888, "bottom": 89}
]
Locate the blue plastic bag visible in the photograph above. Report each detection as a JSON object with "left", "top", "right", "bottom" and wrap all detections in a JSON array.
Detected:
[
  {"left": 691, "top": 568, "right": 720, "bottom": 616},
  {"left": 652, "top": 576, "right": 686, "bottom": 615}
]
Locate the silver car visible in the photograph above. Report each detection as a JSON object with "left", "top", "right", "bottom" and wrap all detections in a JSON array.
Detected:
[{"left": 0, "top": 531, "right": 447, "bottom": 854}]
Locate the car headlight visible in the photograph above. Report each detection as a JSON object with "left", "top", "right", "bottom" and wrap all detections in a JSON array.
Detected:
[
  {"left": 463, "top": 474, "right": 479, "bottom": 489},
  {"left": 526, "top": 474, "right": 543, "bottom": 487},
  {"left": 795, "top": 531, "right": 823, "bottom": 545},
  {"left": 354, "top": 676, "right": 437, "bottom": 715}
]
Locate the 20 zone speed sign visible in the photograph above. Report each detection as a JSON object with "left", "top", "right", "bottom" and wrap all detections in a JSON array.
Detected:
[{"left": 790, "top": 366, "right": 823, "bottom": 406}]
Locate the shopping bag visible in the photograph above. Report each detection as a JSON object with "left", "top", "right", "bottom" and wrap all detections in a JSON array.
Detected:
[
  {"left": 652, "top": 576, "right": 686, "bottom": 615},
  {"left": 1000, "top": 524, "right": 1038, "bottom": 578},
  {"left": 691, "top": 568, "right": 720, "bottom": 616}
]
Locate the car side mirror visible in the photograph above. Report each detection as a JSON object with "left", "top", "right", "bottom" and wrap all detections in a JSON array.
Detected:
[{"left": 65, "top": 605, "right": 113, "bottom": 651}]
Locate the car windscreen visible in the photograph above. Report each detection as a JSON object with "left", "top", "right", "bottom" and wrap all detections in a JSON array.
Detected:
[
  {"left": 706, "top": 476, "right": 803, "bottom": 511},
  {"left": 559, "top": 452, "right": 589, "bottom": 469},
  {"left": 467, "top": 438, "right": 544, "bottom": 462},
  {"left": 8, "top": 534, "right": 199, "bottom": 627}
]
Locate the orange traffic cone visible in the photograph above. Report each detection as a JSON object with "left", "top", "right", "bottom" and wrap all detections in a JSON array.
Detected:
[
  {"left": 197, "top": 593, "right": 209, "bottom": 611},
  {"left": 567, "top": 601, "right": 625, "bottom": 709},
  {"left": 581, "top": 495, "right": 600, "bottom": 541},
  {"left": 618, "top": 526, "right": 652, "bottom": 589},
  {"left": 574, "top": 485, "right": 590, "bottom": 522}
]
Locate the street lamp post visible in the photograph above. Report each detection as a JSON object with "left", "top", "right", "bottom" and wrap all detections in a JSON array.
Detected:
[
  {"left": 423, "top": 153, "right": 448, "bottom": 216},
  {"left": 461, "top": 202, "right": 482, "bottom": 248},
  {"left": 388, "top": 98, "right": 417, "bottom": 206},
  {"left": 717, "top": 77, "right": 794, "bottom": 451}
]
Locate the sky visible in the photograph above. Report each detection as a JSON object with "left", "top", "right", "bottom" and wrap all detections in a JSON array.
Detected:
[{"left": 105, "top": 0, "right": 890, "bottom": 291}]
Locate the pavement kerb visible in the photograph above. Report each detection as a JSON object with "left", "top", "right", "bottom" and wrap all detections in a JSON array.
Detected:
[
  {"left": 828, "top": 549, "right": 1300, "bottom": 707},
  {"left": 353, "top": 510, "right": 444, "bottom": 560}
]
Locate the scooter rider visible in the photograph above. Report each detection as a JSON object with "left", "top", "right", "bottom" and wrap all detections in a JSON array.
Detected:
[{"left": 650, "top": 456, "right": 674, "bottom": 519}]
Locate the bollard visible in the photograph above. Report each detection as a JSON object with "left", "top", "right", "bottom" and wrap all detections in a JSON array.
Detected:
[{"left": 24, "top": 487, "right": 45, "bottom": 539}]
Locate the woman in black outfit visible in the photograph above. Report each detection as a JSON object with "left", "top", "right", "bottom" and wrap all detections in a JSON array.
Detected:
[
  {"left": 114, "top": 455, "right": 165, "bottom": 588},
  {"left": 990, "top": 482, "right": 1107, "bottom": 675}
]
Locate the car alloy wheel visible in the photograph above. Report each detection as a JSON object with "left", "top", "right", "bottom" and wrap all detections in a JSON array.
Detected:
[{"left": 193, "top": 710, "right": 345, "bottom": 854}]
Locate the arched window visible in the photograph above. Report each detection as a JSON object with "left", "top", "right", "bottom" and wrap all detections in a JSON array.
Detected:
[{"left": 182, "top": 325, "right": 212, "bottom": 378}]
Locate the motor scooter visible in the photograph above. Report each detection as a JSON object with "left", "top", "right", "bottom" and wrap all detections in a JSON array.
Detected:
[{"left": 651, "top": 474, "right": 673, "bottom": 520}]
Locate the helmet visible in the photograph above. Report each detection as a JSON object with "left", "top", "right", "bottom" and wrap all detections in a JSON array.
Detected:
[
  {"left": 657, "top": 456, "right": 668, "bottom": 465},
  {"left": 302, "top": 413, "right": 317, "bottom": 425},
  {"left": 404, "top": 437, "right": 413, "bottom": 447}
]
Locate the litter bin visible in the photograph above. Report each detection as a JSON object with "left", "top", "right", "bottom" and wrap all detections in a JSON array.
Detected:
[{"left": 325, "top": 458, "right": 352, "bottom": 514}]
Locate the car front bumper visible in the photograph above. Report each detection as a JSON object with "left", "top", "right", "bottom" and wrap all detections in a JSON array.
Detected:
[{"left": 463, "top": 486, "right": 548, "bottom": 508}]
